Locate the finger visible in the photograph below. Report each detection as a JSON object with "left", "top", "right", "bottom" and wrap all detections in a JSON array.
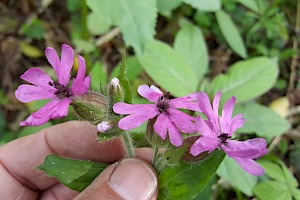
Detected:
[
  {"left": 0, "top": 121, "right": 124, "bottom": 192},
  {"left": 74, "top": 158, "right": 158, "bottom": 200},
  {"left": 39, "top": 184, "right": 78, "bottom": 200}
]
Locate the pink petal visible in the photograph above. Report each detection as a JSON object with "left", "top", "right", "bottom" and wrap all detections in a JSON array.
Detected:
[
  {"left": 20, "top": 98, "right": 70, "bottom": 126},
  {"left": 167, "top": 121, "right": 183, "bottom": 147},
  {"left": 71, "top": 55, "right": 90, "bottom": 96},
  {"left": 222, "top": 138, "right": 268, "bottom": 159},
  {"left": 220, "top": 96, "right": 236, "bottom": 134},
  {"left": 197, "top": 92, "right": 220, "bottom": 133},
  {"left": 170, "top": 93, "right": 200, "bottom": 111},
  {"left": 137, "top": 84, "right": 162, "bottom": 102},
  {"left": 168, "top": 108, "right": 197, "bottom": 133},
  {"left": 15, "top": 85, "right": 55, "bottom": 103},
  {"left": 195, "top": 116, "right": 216, "bottom": 137},
  {"left": 153, "top": 113, "right": 169, "bottom": 140},
  {"left": 230, "top": 113, "right": 245, "bottom": 136},
  {"left": 190, "top": 136, "right": 219, "bottom": 156},
  {"left": 45, "top": 47, "right": 60, "bottom": 77},
  {"left": 117, "top": 105, "right": 159, "bottom": 130},
  {"left": 20, "top": 68, "right": 54, "bottom": 89},
  {"left": 58, "top": 44, "right": 74, "bottom": 86},
  {"left": 232, "top": 157, "right": 265, "bottom": 176},
  {"left": 113, "top": 103, "right": 158, "bottom": 115},
  {"left": 153, "top": 113, "right": 183, "bottom": 146},
  {"left": 212, "top": 91, "right": 221, "bottom": 117}
]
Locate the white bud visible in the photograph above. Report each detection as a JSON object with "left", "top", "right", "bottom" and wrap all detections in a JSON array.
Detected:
[
  {"left": 110, "top": 77, "right": 120, "bottom": 91},
  {"left": 97, "top": 121, "right": 111, "bottom": 133}
]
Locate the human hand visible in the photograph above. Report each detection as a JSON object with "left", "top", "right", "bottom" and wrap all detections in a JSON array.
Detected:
[{"left": 0, "top": 121, "right": 158, "bottom": 200}]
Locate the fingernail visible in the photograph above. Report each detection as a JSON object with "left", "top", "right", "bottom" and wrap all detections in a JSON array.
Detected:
[{"left": 109, "top": 158, "right": 157, "bottom": 200}]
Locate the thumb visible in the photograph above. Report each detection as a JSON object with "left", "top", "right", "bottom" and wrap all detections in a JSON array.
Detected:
[{"left": 74, "top": 158, "right": 158, "bottom": 200}]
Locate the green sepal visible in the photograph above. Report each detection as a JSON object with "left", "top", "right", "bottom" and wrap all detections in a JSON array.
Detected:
[
  {"left": 71, "top": 92, "right": 109, "bottom": 124},
  {"left": 37, "top": 155, "right": 109, "bottom": 192}
]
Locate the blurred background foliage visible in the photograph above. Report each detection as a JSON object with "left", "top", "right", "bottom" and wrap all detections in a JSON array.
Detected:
[{"left": 0, "top": 0, "right": 299, "bottom": 199}]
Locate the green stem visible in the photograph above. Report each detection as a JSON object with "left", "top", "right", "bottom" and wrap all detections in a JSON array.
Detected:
[
  {"left": 122, "top": 131, "right": 135, "bottom": 157},
  {"left": 151, "top": 145, "right": 159, "bottom": 166}
]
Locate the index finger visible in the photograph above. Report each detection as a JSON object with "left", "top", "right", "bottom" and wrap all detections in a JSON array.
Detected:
[{"left": 0, "top": 121, "right": 124, "bottom": 191}]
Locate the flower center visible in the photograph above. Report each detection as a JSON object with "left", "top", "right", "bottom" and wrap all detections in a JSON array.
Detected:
[
  {"left": 218, "top": 133, "right": 231, "bottom": 144},
  {"left": 156, "top": 92, "right": 170, "bottom": 113},
  {"left": 49, "top": 81, "right": 72, "bottom": 99}
]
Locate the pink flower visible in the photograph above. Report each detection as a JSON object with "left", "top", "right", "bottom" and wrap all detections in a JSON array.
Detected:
[
  {"left": 113, "top": 85, "right": 200, "bottom": 146},
  {"left": 15, "top": 44, "right": 90, "bottom": 126},
  {"left": 190, "top": 92, "right": 267, "bottom": 176}
]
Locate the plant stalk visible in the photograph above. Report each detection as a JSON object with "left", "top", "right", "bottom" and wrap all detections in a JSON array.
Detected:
[{"left": 122, "top": 131, "right": 135, "bottom": 157}]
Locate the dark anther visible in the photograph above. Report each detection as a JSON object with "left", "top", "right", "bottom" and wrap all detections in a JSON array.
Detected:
[
  {"left": 49, "top": 81, "right": 72, "bottom": 98},
  {"left": 218, "top": 133, "right": 231, "bottom": 144},
  {"left": 156, "top": 92, "right": 170, "bottom": 113}
]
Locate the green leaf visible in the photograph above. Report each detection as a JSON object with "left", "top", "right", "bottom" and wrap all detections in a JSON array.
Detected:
[
  {"left": 215, "top": 10, "right": 247, "bottom": 58},
  {"left": 20, "top": 18, "right": 45, "bottom": 40},
  {"left": 157, "top": 0, "right": 182, "bottom": 13},
  {"left": 18, "top": 123, "right": 52, "bottom": 138},
  {"left": 253, "top": 181, "right": 292, "bottom": 200},
  {"left": 210, "top": 57, "right": 278, "bottom": 103},
  {"left": 217, "top": 156, "right": 257, "bottom": 196},
  {"left": 19, "top": 41, "right": 43, "bottom": 58},
  {"left": 38, "top": 155, "right": 109, "bottom": 192},
  {"left": 236, "top": 0, "right": 260, "bottom": 13},
  {"left": 117, "top": 52, "right": 133, "bottom": 104},
  {"left": 111, "top": 56, "right": 143, "bottom": 81},
  {"left": 90, "top": 62, "right": 107, "bottom": 90},
  {"left": 139, "top": 40, "right": 198, "bottom": 97},
  {"left": 86, "top": 0, "right": 156, "bottom": 54},
  {"left": 174, "top": 23, "right": 208, "bottom": 80},
  {"left": 73, "top": 39, "right": 96, "bottom": 53},
  {"left": 183, "top": 0, "right": 221, "bottom": 11},
  {"left": 234, "top": 103, "right": 290, "bottom": 139},
  {"left": 87, "top": 12, "right": 111, "bottom": 35},
  {"left": 158, "top": 150, "right": 225, "bottom": 200}
]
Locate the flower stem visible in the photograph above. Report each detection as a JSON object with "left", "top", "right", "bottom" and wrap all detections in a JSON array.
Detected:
[
  {"left": 151, "top": 145, "right": 159, "bottom": 166},
  {"left": 122, "top": 131, "right": 135, "bottom": 157}
]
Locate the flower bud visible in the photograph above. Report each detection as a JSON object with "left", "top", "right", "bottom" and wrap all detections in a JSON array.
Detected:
[
  {"left": 97, "top": 121, "right": 112, "bottom": 133},
  {"left": 110, "top": 77, "right": 120, "bottom": 91},
  {"left": 71, "top": 92, "right": 109, "bottom": 124}
]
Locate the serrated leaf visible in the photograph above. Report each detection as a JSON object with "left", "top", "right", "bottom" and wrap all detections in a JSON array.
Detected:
[
  {"left": 86, "top": 0, "right": 156, "bottom": 54},
  {"left": 183, "top": 0, "right": 221, "bottom": 11},
  {"left": 234, "top": 103, "right": 290, "bottom": 139},
  {"left": 158, "top": 150, "right": 225, "bottom": 200},
  {"left": 139, "top": 40, "right": 198, "bottom": 97},
  {"left": 210, "top": 57, "right": 278, "bottom": 103},
  {"left": 174, "top": 23, "right": 208, "bottom": 80},
  {"left": 38, "top": 155, "right": 109, "bottom": 192},
  {"left": 215, "top": 10, "right": 247, "bottom": 58},
  {"left": 217, "top": 156, "right": 257, "bottom": 196}
]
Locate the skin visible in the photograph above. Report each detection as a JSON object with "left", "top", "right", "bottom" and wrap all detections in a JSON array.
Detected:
[{"left": 0, "top": 121, "right": 158, "bottom": 199}]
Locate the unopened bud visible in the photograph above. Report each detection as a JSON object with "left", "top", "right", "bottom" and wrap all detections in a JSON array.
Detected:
[
  {"left": 110, "top": 77, "right": 120, "bottom": 91},
  {"left": 97, "top": 121, "right": 112, "bottom": 133},
  {"left": 71, "top": 92, "right": 109, "bottom": 124}
]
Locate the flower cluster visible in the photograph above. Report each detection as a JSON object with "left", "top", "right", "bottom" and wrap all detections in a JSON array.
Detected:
[
  {"left": 113, "top": 86, "right": 267, "bottom": 176},
  {"left": 15, "top": 44, "right": 90, "bottom": 126},
  {"left": 15, "top": 44, "right": 267, "bottom": 176}
]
